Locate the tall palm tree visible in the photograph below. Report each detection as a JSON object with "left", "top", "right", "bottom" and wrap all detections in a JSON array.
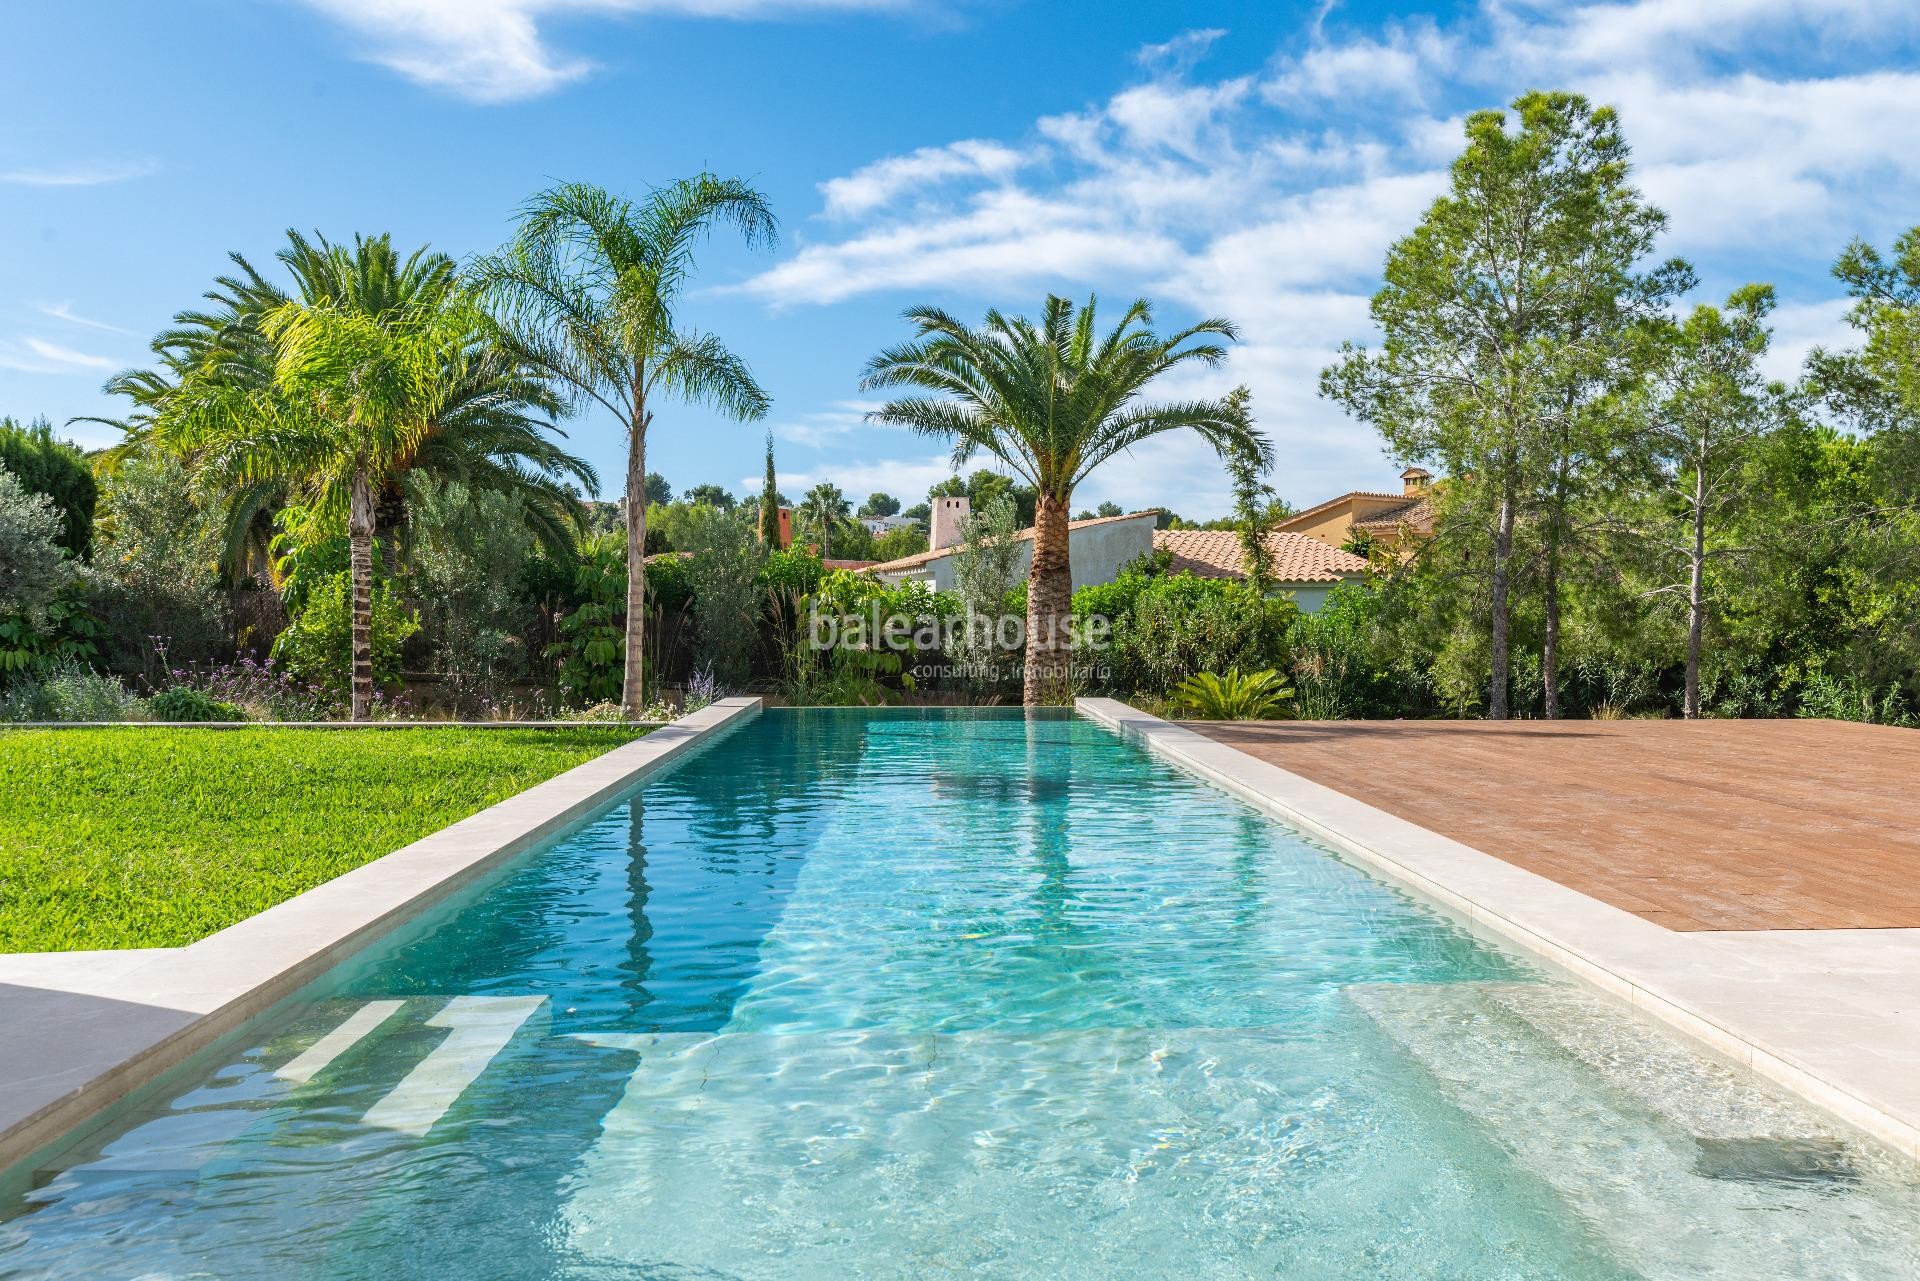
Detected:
[
  {"left": 862, "top": 294, "right": 1270, "bottom": 705},
  {"left": 472, "top": 176, "right": 777, "bottom": 716}
]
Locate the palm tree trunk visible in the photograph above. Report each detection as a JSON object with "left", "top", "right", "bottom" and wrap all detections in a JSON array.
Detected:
[
  {"left": 1023, "top": 492, "right": 1073, "bottom": 707},
  {"left": 348, "top": 465, "right": 376, "bottom": 722},
  {"left": 622, "top": 391, "right": 649, "bottom": 719},
  {"left": 1488, "top": 480, "right": 1515, "bottom": 721}
]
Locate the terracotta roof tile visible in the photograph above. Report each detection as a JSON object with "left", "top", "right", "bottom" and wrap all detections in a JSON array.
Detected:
[
  {"left": 1353, "top": 495, "right": 1434, "bottom": 536},
  {"left": 862, "top": 509, "right": 1159, "bottom": 575},
  {"left": 1151, "top": 528, "right": 1369, "bottom": 583}
]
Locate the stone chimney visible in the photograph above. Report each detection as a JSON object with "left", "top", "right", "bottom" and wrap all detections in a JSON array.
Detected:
[
  {"left": 930, "top": 495, "right": 970, "bottom": 551},
  {"left": 1400, "top": 467, "right": 1432, "bottom": 496},
  {"left": 777, "top": 506, "right": 793, "bottom": 549}
]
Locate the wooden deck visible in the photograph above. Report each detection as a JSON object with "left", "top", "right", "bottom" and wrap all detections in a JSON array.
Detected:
[{"left": 1187, "top": 718, "right": 1920, "bottom": 932}]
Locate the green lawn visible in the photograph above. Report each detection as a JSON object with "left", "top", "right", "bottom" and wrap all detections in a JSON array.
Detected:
[{"left": 0, "top": 726, "right": 649, "bottom": 953}]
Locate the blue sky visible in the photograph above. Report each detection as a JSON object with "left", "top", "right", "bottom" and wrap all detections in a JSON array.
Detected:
[{"left": 5, "top": 0, "right": 1919, "bottom": 518}]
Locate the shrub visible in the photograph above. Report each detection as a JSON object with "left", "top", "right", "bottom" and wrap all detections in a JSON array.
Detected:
[
  {"left": 1087, "top": 573, "right": 1294, "bottom": 696},
  {"left": 0, "top": 417, "right": 96, "bottom": 556},
  {"left": 0, "top": 465, "right": 78, "bottom": 625},
  {"left": 87, "top": 454, "right": 230, "bottom": 680},
  {"left": 408, "top": 481, "right": 540, "bottom": 713},
  {"left": 547, "top": 533, "right": 627, "bottom": 708},
  {"left": 271, "top": 571, "right": 420, "bottom": 702},
  {"left": 150, "top": 686, "right": 246, "bottom": 722},
  {"left": 0, "top": 662, "right": 143, "bottom": 723},
  {"left": 684, "top": 505, "right": 767, "bottom": 689},
  {"left": 1173, "top": 668, "right": 1295, "bottom": 720},
  {"left": 183, "top": 655, "right": 334, "bottom": 722}
]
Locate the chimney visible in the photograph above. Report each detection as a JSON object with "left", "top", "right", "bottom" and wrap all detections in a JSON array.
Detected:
[
  {"left": 777, "top": 506, "right": 793, "bottom": 549},
  {"left": 1400, "top": 467, "right": 1432, "bottom": 496},
  {"left": 930, "top": 496, "right": 970, "bottom": 552}
]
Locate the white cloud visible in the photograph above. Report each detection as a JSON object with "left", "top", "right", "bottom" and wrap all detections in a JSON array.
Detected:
[
  {"left": 0, "top": 160, "right": 158, "bottom": 187},
  {"left": 739, "top": 0, "right": 1920, "bottom": 514},
  {"left": 38, "top": 303, "right": 136, "bottom": 336},
  {"left": 1137, "top": 28, "right": 1227, "bottom": 75},
  {"left": 1264, "top": 20, "right": 1452, "bottom": 106},
  {"left": 296, "top": 0, "right": 903, "bottom": 102},
  {"left": 743, "top": 188, "right": 1184, "bottom": 306},
  {"left": 820, "top": 140, "right": 1035, "bottom": 219},
  {"left": 0, "top": 338, "right": 120, "bottom": 374},
  {"left": 760, "top": 452, "right": 955, "bottom": 502},
  {"left": 769, "top": 398, "right": 889, "bottom": 447},
  {"left": 1758, "top": 296, "right": 1855, "bottom": 384}
]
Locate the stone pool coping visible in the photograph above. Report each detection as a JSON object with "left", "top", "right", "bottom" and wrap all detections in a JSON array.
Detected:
[
  {"left": 1077, "top": 698, "right": 1920, "bottom": 1160},
  {"left": 0, "top": 697, "right": 762, "bottom": 1175}
]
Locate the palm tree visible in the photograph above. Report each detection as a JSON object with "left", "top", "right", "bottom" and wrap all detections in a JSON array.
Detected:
[
  {"left": 801, "top": 481, "right": 850, "bottom": 559},
  {"left": 862, "top": 294, "right": 1270, "bottom": 705},
  {"left": 144, "top": 234, "right": 593, "bottom": 720},
  {"left": 472, "top": 177, "right": 777, "bottom": 717},
  {"left": 86, "top": 233, "right": 594, "bottom": 579}
]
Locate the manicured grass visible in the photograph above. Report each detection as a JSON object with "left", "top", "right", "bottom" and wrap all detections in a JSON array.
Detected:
[{"left": 0, "top": 726, "right": 649, "bottom": 953}]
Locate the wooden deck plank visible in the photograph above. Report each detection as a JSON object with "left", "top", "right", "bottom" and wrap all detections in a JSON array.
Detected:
[{"left": 1185, "top": 718, "right": 1920, "bottom": 932}]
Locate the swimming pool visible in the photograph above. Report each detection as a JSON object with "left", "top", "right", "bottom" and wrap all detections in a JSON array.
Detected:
[{"left": 2, "top": 709, "right": 1916, "bottom": 1278}]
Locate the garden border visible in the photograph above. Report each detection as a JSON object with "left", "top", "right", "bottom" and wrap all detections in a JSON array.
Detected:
[
  {"left": 1077, "top": 697, "right": 1920, "bottom": 1160},
  {"left": 0, "top": 697, "right": 761, "bottom": 1174}
]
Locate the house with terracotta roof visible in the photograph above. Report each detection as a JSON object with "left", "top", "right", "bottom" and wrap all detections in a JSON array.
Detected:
[
  {"left": 1151, "top": 528, "right": 1368, "bottom": 612},
  {"left": 862, "top": 497, "right": 1367, "bottom": 611},
  {"left": 1276, "top": 467, "right": 1436, "bottom": 556},
  {"left": 865, "top": 502, "right": 1160, "bottom": 594}
]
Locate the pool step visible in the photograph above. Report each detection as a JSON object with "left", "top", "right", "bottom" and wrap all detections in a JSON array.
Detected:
[
  {"left": 1348, "top": 981, "right": 1919, "bottom": 1280},
  {"left": 274, "top": 999, "right": 406, "bottom": 1085},
  {"left": 361, "top": 996, "right": 547, "bottom": 1135}
]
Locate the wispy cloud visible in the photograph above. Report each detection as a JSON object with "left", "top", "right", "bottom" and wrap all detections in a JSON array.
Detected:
[
  {"left": 296, "top": 0, "right": 906, "bottom": 102},
  {"left": 821, "top": 140, "right": 1035, "bottom": 219},
  {"left": 0, "top": 159, "right": 159, "bottom": 187},
  {"left": 38, "top": 303, "right": 137, "bottom": 336},
  {"left": 0, "top": 337, "right": 121, "bottom": 374},
  {"left": 769, "top": 398, "right": 889, "bottom": 447}
]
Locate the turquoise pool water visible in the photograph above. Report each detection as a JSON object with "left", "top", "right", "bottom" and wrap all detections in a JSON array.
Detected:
[{"left": 3, "top": 709, "right": 1917, "bottom": 1279}]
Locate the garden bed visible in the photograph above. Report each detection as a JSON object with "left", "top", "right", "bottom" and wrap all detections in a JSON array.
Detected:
[{"left": 0, "top": 726, "right": 649, "bottom": 952}]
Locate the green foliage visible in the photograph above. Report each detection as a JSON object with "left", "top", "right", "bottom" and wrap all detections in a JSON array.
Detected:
[
  {"left": 0, "top": 465, "right": 77, "bottom": 624},
  {"left": 858, "top": 491, "right": 899, "bottom": 518},
  {"left": 871, "top": 525, "right": 926, "bottom": 561},
  {"left": 0, "top": 594, "right": 102, "bottom": 682},
  {"left": 546, "top": 533, "right": 628, "bottom": 707},
  {"left": 270, "top": 571, "right": 420, "bottom": 701},
  {"left": 1173, "top": 668, "right": 1295, "bottom": 720},
  {"left": 150, "top": 686, "right": 246, "bottom": 722},
  {"left": 866, "top": 293, "right": 1271, "bottom": 701},
  {"left": 0, "top": 662, "right": 142, "bottom": 723},
  {"left": 1322, "top": 91, "right": 1690, "bottom": 719},
  {"left": 0, "top": 726, "right": 647, "bottom": 950},
  {"left": 684, "top": 504, "right": 767, "bottom": 688},
  {"left": 0, "top": 418, "right": 96, "bottom": 556},
  {"left": 89, "top": 454, "right": 229, "bottom": 679},
  {"left": 409, "top": 481, "right": 541, "bottom": 710},
  {"left": 1075, "top": 571, "right": 1295, "bottom": 696},
  {"left": 930, "top": 470, "right": 1039, "bottom": 527}
]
